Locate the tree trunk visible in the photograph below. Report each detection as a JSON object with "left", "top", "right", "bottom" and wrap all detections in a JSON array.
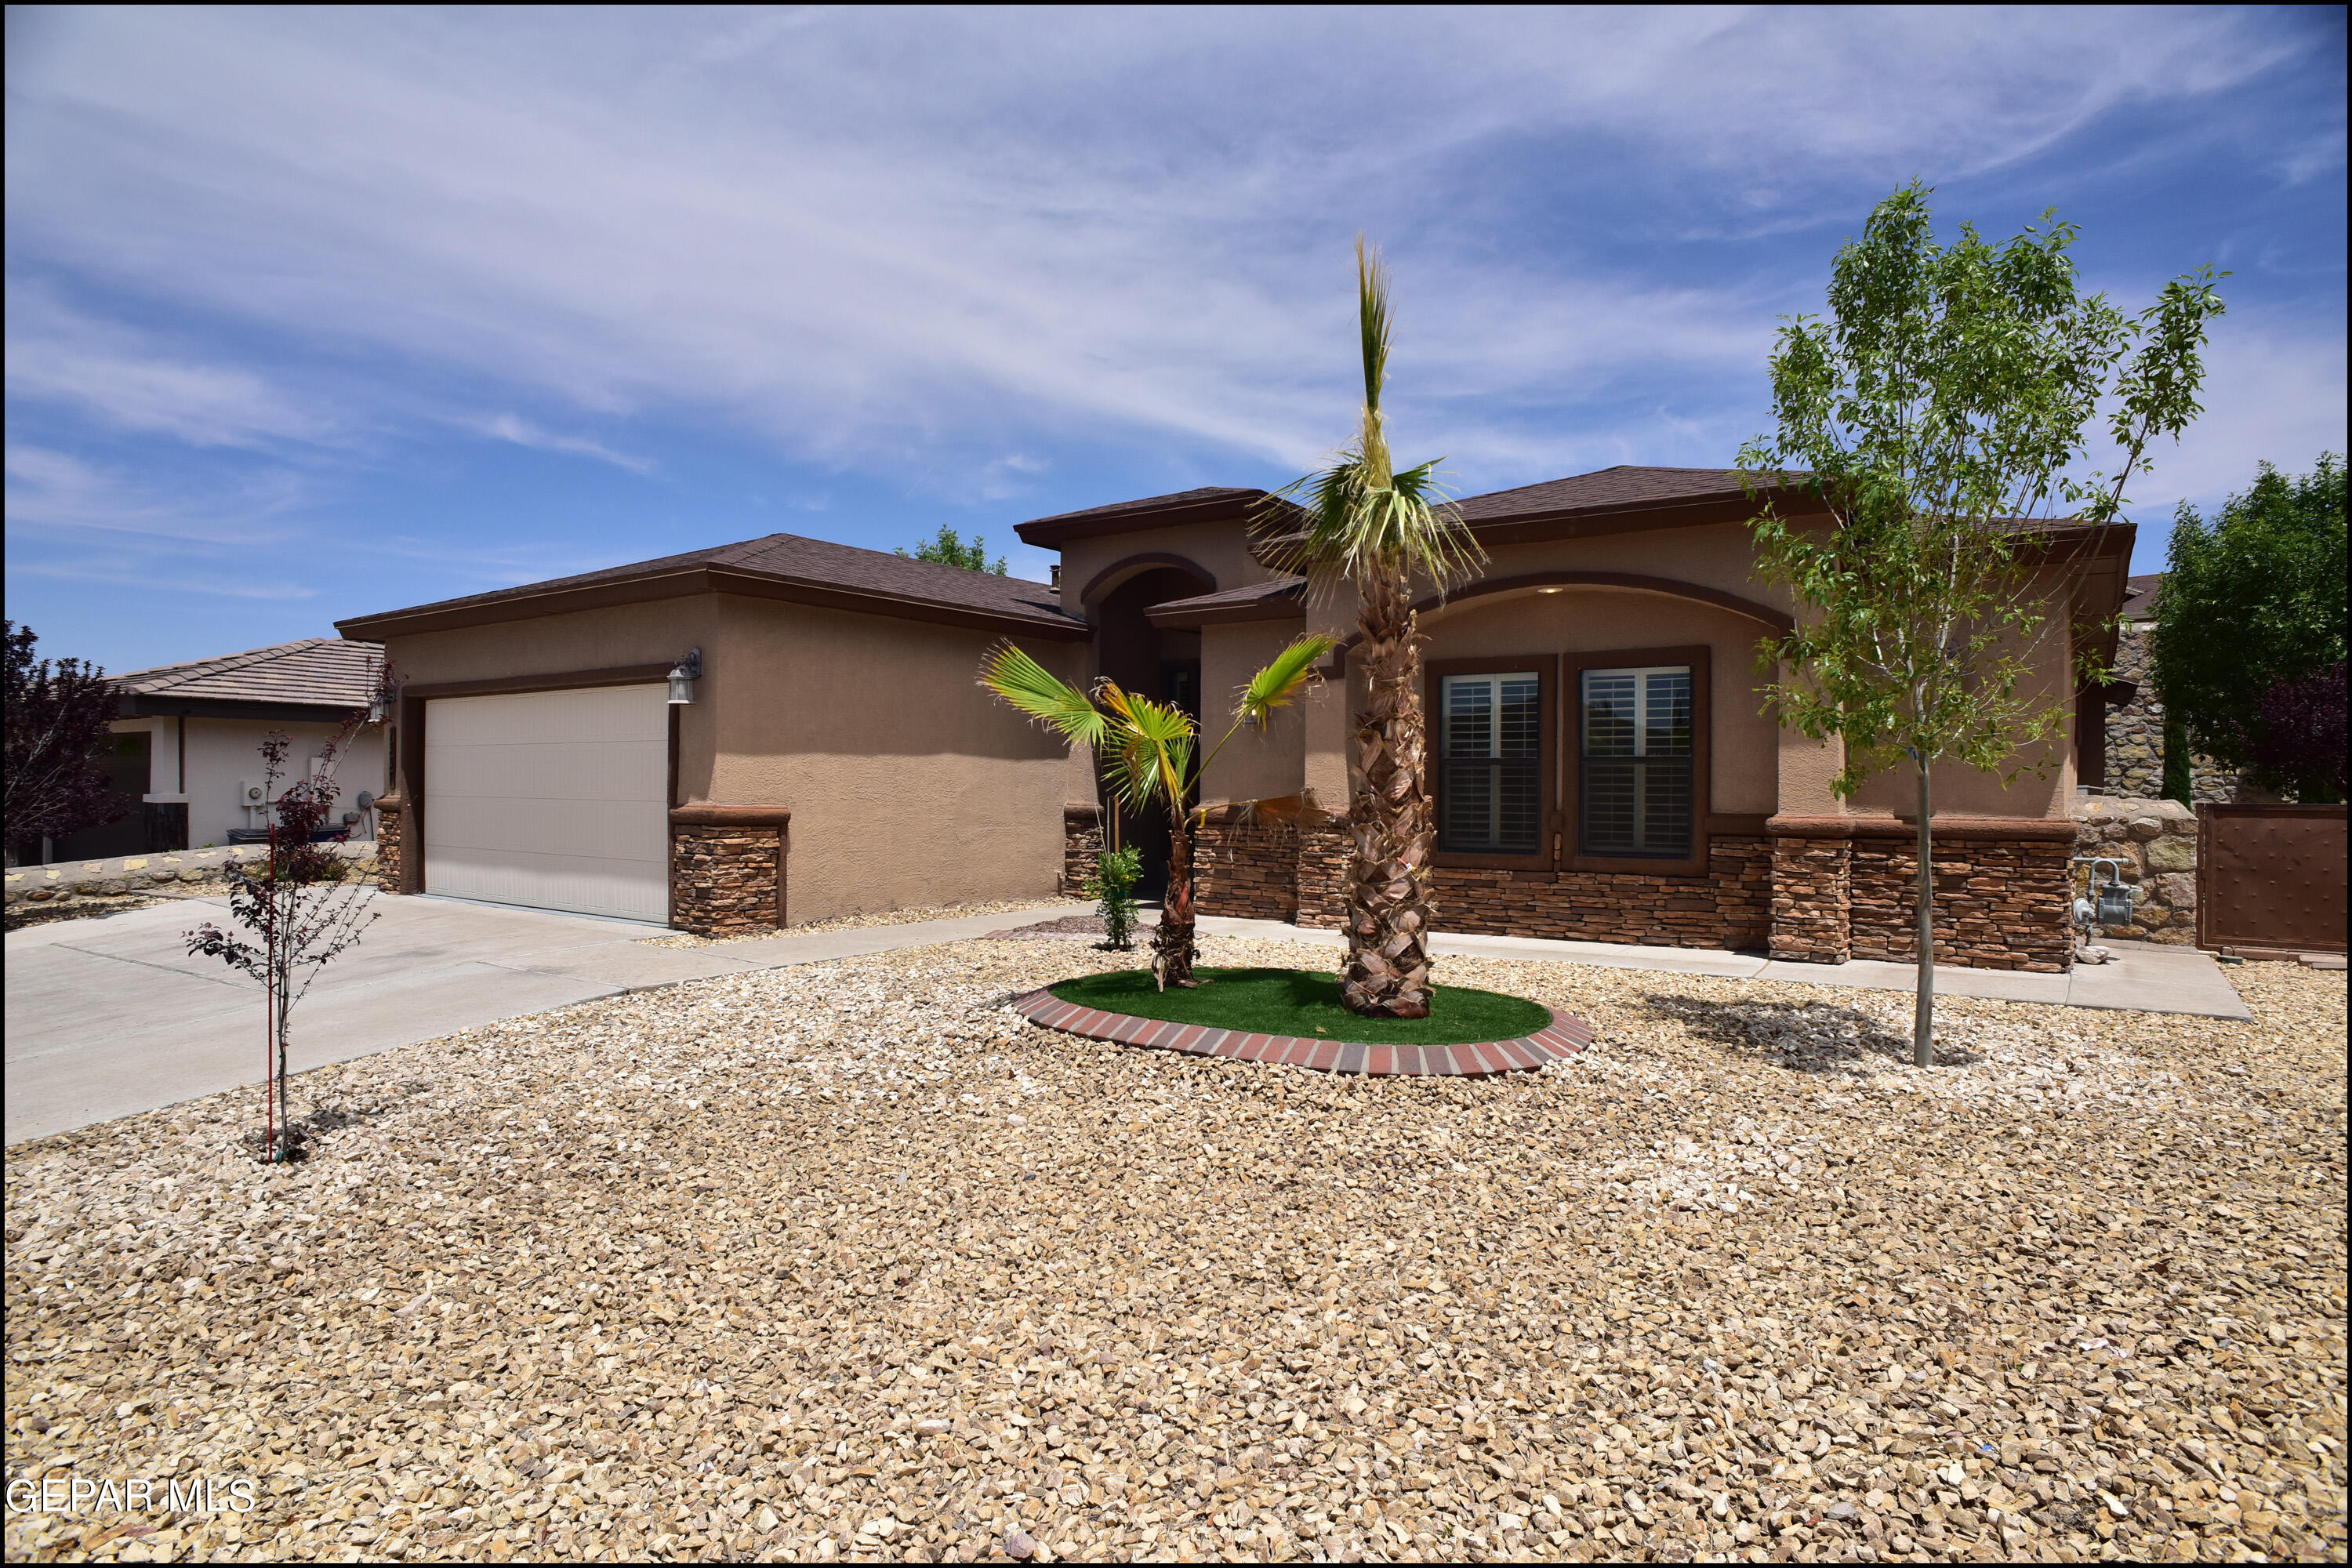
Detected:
[
  {"left": 1343, "top": 566, "right": 1436, "bottom": 1018},
  {"left": 1152, "top": 813, "right": 1198, "bottom": 989},
  {"left": 1913, "top": 759, "right": 1935, "bottom": 1069}
]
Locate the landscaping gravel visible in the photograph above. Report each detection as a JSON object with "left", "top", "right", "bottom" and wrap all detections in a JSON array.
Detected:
[{"left": 4, "top": 937, "right": 2343, "bottom": 1563}]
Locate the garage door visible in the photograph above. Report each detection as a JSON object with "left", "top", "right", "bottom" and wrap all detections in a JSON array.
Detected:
[{"left": 423, "top": 685, "right": 668, "bottom": 922}]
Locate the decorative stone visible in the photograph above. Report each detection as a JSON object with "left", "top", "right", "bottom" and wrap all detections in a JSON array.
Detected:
[
  {"left": 670, "top": 823, "right": 786, "bottom": 937},
  {"left": 2145, "top": 836, "right": 2196, "bottom": 873}
]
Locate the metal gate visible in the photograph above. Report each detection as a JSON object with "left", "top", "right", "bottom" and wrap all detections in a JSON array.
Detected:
[{"left": 2197, "top": 804, "right": 2348, "bottom": 954}]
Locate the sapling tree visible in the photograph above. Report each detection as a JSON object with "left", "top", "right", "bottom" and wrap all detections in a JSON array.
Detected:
[
  {"left": 4, "top": 621, "right": 128, "bottom": 856},
  {"left": 1739, "top": 181, "right": 2226, "bottom": 1066},
  {"left": 1086, "top": 845, "right": 1144, "bottom": 950},
  {"left": 186, "top": 713, "right": 382, "bottom": 1163}
]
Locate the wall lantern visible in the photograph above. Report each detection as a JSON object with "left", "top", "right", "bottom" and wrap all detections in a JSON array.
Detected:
[{"left": 668, "top": 648, "right": 702, "bottom": 706}]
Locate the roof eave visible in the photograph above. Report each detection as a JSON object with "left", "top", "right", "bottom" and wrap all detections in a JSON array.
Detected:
[
  {"left": 1145, "top": 588, "right": 1308, "bottom": 630},
  {"left": 338, "top": 564, "right": 1087, "bottom": 643},
  {"left": 1014, "top": 491, "right": 1272, "bottom": 549}
]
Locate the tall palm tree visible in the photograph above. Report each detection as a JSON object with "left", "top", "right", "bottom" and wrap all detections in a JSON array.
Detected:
[
  {"left": 1258, "top": 238, "right": 1486, "bottom": 1018},
  {"left": 980, "top": 633, "right": 1335, "bottom": 989}
]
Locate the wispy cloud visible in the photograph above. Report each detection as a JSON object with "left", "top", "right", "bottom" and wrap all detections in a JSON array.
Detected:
[
  {"left": 3, "top": 443, "right": 308, "bottom": 546},
  {"left": 3, "top": 5, "right": 2309, "bottom": 495},
  {"left": 471, "top": 412, "right": 655, "bottom": 474}
]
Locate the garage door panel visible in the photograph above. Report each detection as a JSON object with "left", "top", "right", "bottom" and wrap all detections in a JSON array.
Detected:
[
  {"left": 425, "top": 741, "right": 666, "bottom": 804},
  {"left": 424, "top": 797, "right": 667, "bottom": 861},
  {"left": 424, "top": 685, "right": 668, "bottom": 923}
]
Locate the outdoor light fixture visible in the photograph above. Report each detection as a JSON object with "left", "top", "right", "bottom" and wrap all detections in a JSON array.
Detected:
[{"left": 668, "top": 648, "right": 702, "bottom": 705}]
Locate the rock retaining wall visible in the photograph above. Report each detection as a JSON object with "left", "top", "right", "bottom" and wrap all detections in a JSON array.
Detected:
[
  {"left": 2105, "top": 622, "right": 2232, "bottom": 804},
  {"left": 2072, "top": 796, "right": 2200, "bottom": 944},
  {"left": 1192, "top": 815, "right": 1299, "bottom": 921},
  {"left": 4, "top": 842, "right": 379, "bottom": 904},
  {"left": 1061, "top": 806, "right": 1104, "bottom": 898},
  {"left": 670, "top": 825, "right": 785, "bottom": 937}
]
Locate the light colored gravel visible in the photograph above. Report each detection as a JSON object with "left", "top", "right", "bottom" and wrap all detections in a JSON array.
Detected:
[
  {"left": 4, "top": 938, "right": 2343, "bottom": 1563},
  {"left": 640, "top": 898, "right": 1087, "bottom": 949}
]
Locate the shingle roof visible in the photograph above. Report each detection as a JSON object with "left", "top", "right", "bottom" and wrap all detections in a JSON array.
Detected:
[
  {"left": 114, "top": 638, "right": 385, "bottom": 708},
  {"left": 343, "top": 533, "right": 1080, "bottom": 633},
  {"left": 2121, "top": 572, "right": 2164, "bottom": 621},
  {"left": 1452, "top": 466, "right": 1759, "bottom": 522},
  {"left": 1021, "top": 487, "right": 1264, "bottom": 528},
  {"left": 1144, "top": 575, "right": 1308, "bottom": 626}
]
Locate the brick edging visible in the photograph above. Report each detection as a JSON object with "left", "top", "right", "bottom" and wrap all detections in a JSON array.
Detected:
[{"left": 1009, "top": 988, "right": 1589, "bottom": 1076}]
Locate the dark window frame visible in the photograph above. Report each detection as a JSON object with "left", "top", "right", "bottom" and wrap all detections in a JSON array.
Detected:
[
  {"left": 1563, "top": 644, "right": 1712, "bottom": 877},
  {"left": 1425, "top": 654, "right": 1559, "bottom": 871}
]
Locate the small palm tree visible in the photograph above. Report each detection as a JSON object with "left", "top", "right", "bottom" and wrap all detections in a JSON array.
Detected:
[
  {"left": 1258, "top": 238, "right": 1486, "bottom": 1018},
  {"left": 981, "top": 634, "right": 1336, "bottom": 989}
]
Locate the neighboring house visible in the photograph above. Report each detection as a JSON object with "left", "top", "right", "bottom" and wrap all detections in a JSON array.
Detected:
[
  {"left": 336, "top": 466, "right": 2132, "bottom": 971},
  {"left": 35, "top": 639, "right": 391, "bottom": 863},
  {"left": 2100, "top": 573, "right": 2232, "bottom": 804}
]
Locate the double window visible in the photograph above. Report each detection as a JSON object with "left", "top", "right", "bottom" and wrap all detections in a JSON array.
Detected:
[{"left": 1428, "top": 648, "right": 1709, "bottom": 871}]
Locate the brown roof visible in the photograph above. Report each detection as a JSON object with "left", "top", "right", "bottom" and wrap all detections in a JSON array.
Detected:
[
  {"left": 2121, "top": 572, "right": 2164, "bottom": 621},
  {"left": 1016, "top": 487, "right": 1297, "bottom": 549},
  {"left": 338, "top": 533, "right": 1084, "bottom": 641},
  {"left": 1145, "top": 575, "right": 1308, "bottom": 628},
  {"left": 114, "top": 637, "right": 383, "bottom": 709},
  {"left": 1452, "top": 466, "right": 1763, "bottom": 524}
]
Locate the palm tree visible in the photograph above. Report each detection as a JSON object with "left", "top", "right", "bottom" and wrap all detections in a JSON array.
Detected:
[
  {"left": 1258, "top": 238, "right": 1486, "bottom": 1018},
  {"left": 981, "top": 633, "right": 1335, "bottom": 989}
]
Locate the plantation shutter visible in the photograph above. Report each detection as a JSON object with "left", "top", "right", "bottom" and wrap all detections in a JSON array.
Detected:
[
  {"left": 1439, "top": 672, "right": 1542, "bottom": 854},
  {"left": 1579, "top": 665, "right": 1693, "bottom": 858}
]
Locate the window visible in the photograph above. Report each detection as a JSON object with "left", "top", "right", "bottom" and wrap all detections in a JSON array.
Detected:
[
  {"left": 1579, "top": 664, "right": 1693, "bottom": 858},
  {"left": 1438, "top": 670, "right": 1544, "bottom": 855}
]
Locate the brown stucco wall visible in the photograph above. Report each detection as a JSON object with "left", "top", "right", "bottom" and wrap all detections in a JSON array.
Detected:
[
  {"left": 1055, "top": 518, "right": 1278, "bottom": 621},
  {"left": 1198, "top": 616, "right": 1320, "bottom": 808},
  {"left": 709, "top": 596, "right": 1082, "bottom": 923}
]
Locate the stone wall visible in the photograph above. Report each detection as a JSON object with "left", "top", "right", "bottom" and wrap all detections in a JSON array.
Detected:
[
  {"left": 375, "top": 803, "right": 404, "bottom": 892},
  {"left": 2105, "top": 622, "right": 2232, "bottom": 804},
  {"left": 1769, "top": 834, "right": 1852, "bottom": 964},
  {"left": 2072, "top": 796, "right": 2199, "bottom": 944},
  {"left": 1426, "top": 840, "right": 1773, "bottom": 949},
  {"left": 1192, "top": 814, "right": 1300, "bottom": 921},
  {"left": 670, "top": 824, "right": 785, "bottom": 937},
  {"left": 1061, "top": 805, "right": 1104, "bottom": 898},
  {"left": 1846, "top": 834, "right": 2074, "bottom": 972},
  {"left": 1196, "top": 808, "right": 2074, "bottom": 971}
]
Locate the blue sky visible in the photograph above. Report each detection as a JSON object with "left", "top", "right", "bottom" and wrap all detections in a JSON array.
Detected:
[{"left": 6, "top": 5, "right": 2345, "bottom": 673}]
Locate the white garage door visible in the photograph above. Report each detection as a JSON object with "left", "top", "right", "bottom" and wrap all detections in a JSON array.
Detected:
[{"left": 423, "top": 684, "right": 668, "bottom": 922}]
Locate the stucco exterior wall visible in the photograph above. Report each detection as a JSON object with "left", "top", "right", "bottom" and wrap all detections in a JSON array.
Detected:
[
  {"left": 111, "top": 715, "right": 388, "bottom": 851},
  {"left": 1198, "top": 618, "right": 1316, "bottom": 808},
  {"left": 1055, "top": 518, "right": 1278, "bottom": 620},
  {"left": 709, "top": 596, "right": 1083, "bottom": 923}
]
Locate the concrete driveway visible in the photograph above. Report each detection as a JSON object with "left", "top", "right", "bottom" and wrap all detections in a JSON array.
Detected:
[{"left": 4, "top": 892, "right": 1074, "bottom": 1145}]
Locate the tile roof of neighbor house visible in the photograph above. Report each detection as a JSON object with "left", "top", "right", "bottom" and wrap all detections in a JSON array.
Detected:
[
  {"left": 337, "top": 533, "right": 1083, "bottom": 637},
  {"left": 113, "top": 638, "right": 385, "bottom": 709}
]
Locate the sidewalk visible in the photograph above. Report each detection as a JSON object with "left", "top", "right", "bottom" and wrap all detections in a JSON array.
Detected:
[{"left": 1187, "top": 914, "right": 2254, "bottom": 1020}]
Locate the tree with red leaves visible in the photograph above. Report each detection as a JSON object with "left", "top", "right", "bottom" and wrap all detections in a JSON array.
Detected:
[
  {"left": 4, "top": 621, "right": 128, "bottom": 857},
  {"left": 185, "top": 708, "right": 383, "bottom": 1163}
]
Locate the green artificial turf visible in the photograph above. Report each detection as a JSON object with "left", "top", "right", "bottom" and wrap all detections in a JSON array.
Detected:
[{"left": 1047, "top": 966, "right": 1550, "bottom": 1046}]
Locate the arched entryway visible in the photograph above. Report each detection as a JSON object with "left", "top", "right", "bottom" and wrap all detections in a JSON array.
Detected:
[{"left": 1085, "top": 558, "right": 1213, "bottom": 897}]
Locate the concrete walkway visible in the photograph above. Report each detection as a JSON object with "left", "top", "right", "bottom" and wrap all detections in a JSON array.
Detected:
[
  {"left": 3, "top": 893, "right": 1083, "bottom": 1145},
  {"left": 8, "top": 892, "right": 2251, "bottom": 1147},
  {"left": 1192, "top": 914, "right": 2254, "bottom": 1020}
]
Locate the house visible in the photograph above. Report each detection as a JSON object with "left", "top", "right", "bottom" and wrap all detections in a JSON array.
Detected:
[
  {"left": 337, "top": 466, "right": 2132, "bottom": 970},
  {"left": 31, "top": 639, "right": 391, "bottom": 863}
]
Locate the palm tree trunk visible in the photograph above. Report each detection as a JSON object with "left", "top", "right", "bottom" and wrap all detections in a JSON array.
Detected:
[
  {"left": 1343, "top": 567, "right": 1436, "bottom": 1017},
  {"left": 1152, "top": 814, "right": 1199, "bottom": 989}
]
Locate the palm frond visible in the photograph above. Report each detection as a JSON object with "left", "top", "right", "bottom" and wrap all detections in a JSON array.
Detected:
[
  {"left": 1250, "top": 238, "right": 1486, "bottom": 592},
  {"left": 978, "top": 641, "right": 1105, "bottom": 748},
  {"left": 1236, "top": 633, "right": 1337, "bottom": 728}
]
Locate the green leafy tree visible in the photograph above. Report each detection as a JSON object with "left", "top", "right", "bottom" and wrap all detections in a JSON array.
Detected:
[
  {"left": 1739, "top": 182, "right": 2225, "bottom": 1066},
  {"left": 980, "top": 633, "right": 1334, "bottom": 989},
  {"left": 1255, "top": 238, "right": 1485, "bottom": 1019},
  {"left": 898, "top": 524, "right": 1007, "bottom": 574},
  {"left": 2151, "top": 455, "right": 2347, "bottom": 801}
]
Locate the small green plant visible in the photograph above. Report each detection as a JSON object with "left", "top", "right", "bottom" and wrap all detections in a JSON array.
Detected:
[{"left": 1085, "top": 845, "right": 1143, "bottom": 950}]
